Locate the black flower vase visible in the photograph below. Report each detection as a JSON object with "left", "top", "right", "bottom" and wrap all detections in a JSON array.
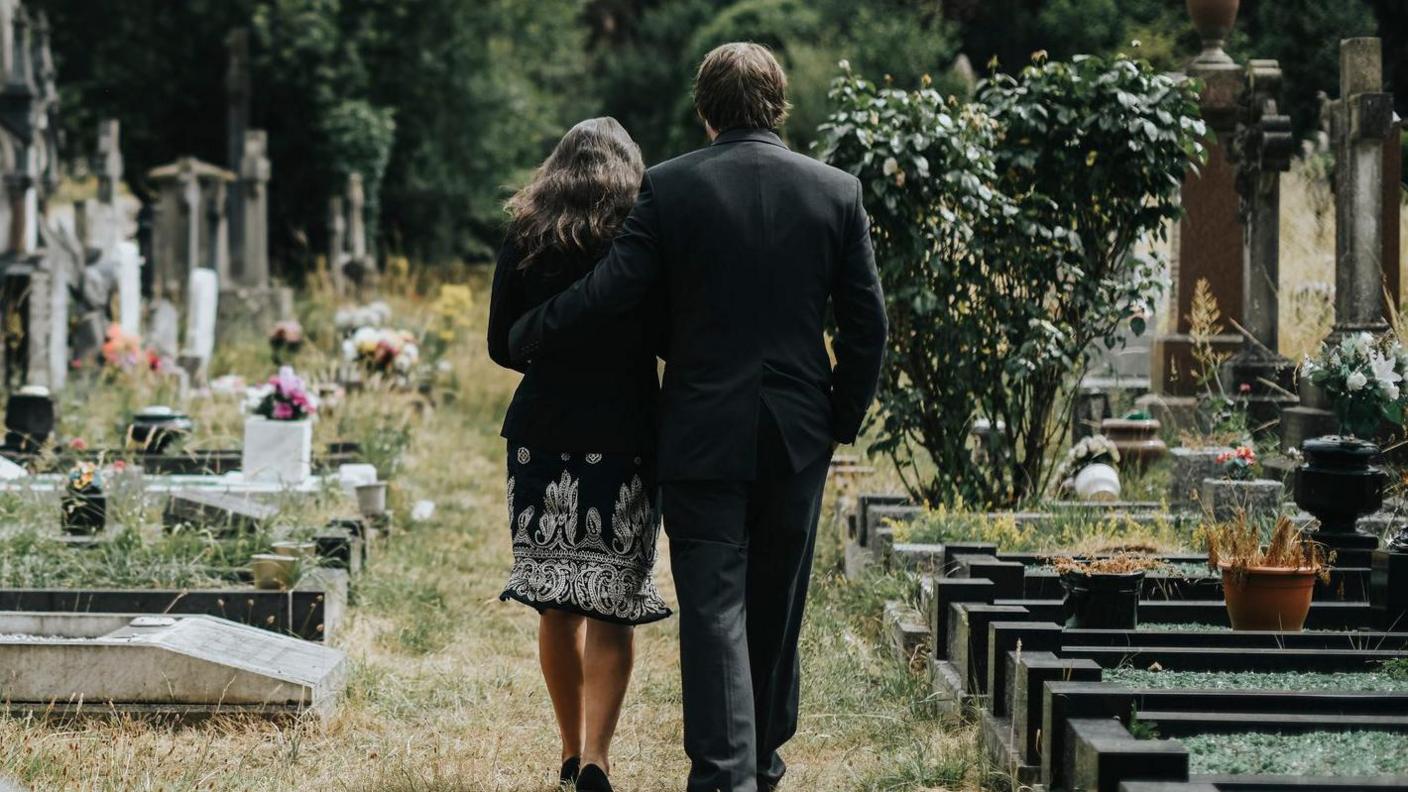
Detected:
[
  {"left": 61, "top": 486, "right": 107, "bottom": 535},
  {"left": 1061, "top": 570, "right": 1145, "bottom": 629},
  {"left": 1294, "top": 436, "right": 1385, "bottom": 566}
]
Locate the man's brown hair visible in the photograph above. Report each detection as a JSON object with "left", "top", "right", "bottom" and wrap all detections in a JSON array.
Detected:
[{"left": 693, "top": 42, "right": 791, "bottom": 133}]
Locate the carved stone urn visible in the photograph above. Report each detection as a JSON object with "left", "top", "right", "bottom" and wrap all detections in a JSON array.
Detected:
[
  {"left": 1187, "top": 0, "right": 1239, "bottom": 64},
  {"left": 1293, "top": 436, "right": 1385, "bottom": 565}
]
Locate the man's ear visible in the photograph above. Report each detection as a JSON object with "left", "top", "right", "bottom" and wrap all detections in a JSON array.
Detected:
[{"left": 699, "top": 113, "right": 717, "bottom": 142}]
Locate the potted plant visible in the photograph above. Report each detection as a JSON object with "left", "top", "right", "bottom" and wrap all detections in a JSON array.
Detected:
[
  {"left": 1200, "top": 445, "right": 1283, "bottom": 521},
  {"left": 1049, "top": 553, "right": 1169, "bottom": 629},
  {"left": 1057, "top": 435, "right": 1122, "bottom": 501},
  {"left": 61, "top": 462, "right": 106, "bottom": 535},
  {"left": 1200, "top": 514, "right": 1331, "bottom": 631},
  {"left": 269, "top": 320, "right": 305, "bottom": 364},
  {"left": 242, "top": 366, "right": 318, "bottom": 484}
]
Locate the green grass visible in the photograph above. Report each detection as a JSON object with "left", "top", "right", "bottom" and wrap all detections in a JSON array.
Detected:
[
  {"left": 1184, "top": 731, "right": 1408, "bottom": 776},
  {"left": 897, "top": 506, "right": 1193, "bottom": 555}
]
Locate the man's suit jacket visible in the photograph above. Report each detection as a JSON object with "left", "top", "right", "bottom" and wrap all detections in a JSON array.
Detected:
[{"left": 510, "top": 127, "right": 887, "bottom": 482}]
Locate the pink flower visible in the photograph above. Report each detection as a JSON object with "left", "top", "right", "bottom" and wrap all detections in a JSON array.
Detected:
[
  {"left": 272, "top": 401, "right": 295, "bottom": 420},
  {"left": 67, "top": 437, "right": 88, "bottom": 451}
]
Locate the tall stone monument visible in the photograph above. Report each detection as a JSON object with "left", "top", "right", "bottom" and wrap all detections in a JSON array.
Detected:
[
  {"left": 232, "top": 129, "right": 269, "bottom": 289},
  {"left": 1222, "top": 58, "right": 1298, "bottom": 424},
  {"left": 1279, "top": 38, "right": 1404, "bottom": 454},
  {"left": 225, "top": 28, "right": 250, "bottom": 273},
  {"left": 1149, "top": 1, "right": 1245, "bottom": 411},
  {"left": 146, "top": 157, "right": 234, "bottom": 301}
]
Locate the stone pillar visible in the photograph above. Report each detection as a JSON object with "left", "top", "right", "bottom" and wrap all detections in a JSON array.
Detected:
[
  {"left": 1383, "top": 118, "right": 1403, "bottom": 311},
  {"left": 328, "top": 195, "right": 346, "bottom": 294},
  {"left": 1149, "top": 7, "right": 1244, "bottom": 406},
  {"left": 90, "top": 118, "right": 123, "bottom": 253},
  {"left": 225, "top": 28, "right": 250, "bottom": 272},
  {"left": 234, "top": 129, "right": 270, "bottom": 289},
  {"left": 206, "top": 178, "right": 229, "bottom": 280},
  {"left": 1330, "top": 38, "right": 1395, "bottom": 339},
  {"left": 1223, "top": 59, "right": 1297, "bottom": 423}
]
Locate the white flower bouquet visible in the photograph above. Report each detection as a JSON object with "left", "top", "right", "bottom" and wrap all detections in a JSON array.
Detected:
[
  {"left": 1057, "top": 434, "right": 1121, "bottom": 481},
  {"left": 1301, "top": 331, "right": 1408, "bottom": 438},
  {"left": 334, "top": 301, "right": 392, "bottom": 332},
  {"left": 342, "top": 326, "right": 421, "bottom": 374}
]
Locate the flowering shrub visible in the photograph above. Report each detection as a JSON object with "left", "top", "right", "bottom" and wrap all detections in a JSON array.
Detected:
[
  {"left": 1301, "top": 332, "right": 1408, "bottom": 438},
  {"left": 343, "top": 327, "right": 420, "bottom": 374},
  {"left": 425, "top": 284, "right": 473, "bottom": 362},
  {"left": 1056, "top": 435, "right": 1121, "bottom": 484},
  {"left": 270, "top": 320, "right": 304, "bottom": 349},
  {"left": 1216, "top": 446, "right": 1258, "bottom": 481},
  {"left": 818, "top": 51, "right": 1203, "bottom": 506},
  {"left": 246, "top": 366, "right": 318, "bottom": 421}
]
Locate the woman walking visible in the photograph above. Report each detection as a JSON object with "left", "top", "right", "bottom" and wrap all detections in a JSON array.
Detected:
[{"left": 487, "top": 117, "right": 669, "bottom": 792}]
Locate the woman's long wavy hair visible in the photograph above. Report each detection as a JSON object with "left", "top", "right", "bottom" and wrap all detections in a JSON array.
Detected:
[{"left": 506, "top": 117, "right": 645, "bottom": 271}]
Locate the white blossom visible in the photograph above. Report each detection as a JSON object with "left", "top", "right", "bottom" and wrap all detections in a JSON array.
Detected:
[{"left": 1347, "top": 371, "right": 1368, "bottom": 391}]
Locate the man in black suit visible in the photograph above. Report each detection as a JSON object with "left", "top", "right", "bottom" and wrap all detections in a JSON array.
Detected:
[{"left": 510, "top": 42, "right": 887, "bottom": 792}]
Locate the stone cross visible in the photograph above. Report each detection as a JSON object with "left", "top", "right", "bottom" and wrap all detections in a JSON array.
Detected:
[
  {"left": 1329, "top": 38, "right": 1395, "bottom": 339},
  {"left": 89, "top": 119, "right": 124, "bottom": 253},
  {"left": 328, "top": 195, "right": 346, "bottom": 294},
  {"left": 1222, "top": 58, "right": 1297, "bottom": 422},
  {"left": 234, "top": 129, "right": 270, "bottom": 289},
  {"left": 225, "top": 28, "right": 250, "bottom": 269}
]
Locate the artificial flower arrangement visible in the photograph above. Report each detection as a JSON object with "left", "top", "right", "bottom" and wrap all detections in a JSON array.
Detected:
[
  {"left": 1302, "top": 331, "right": 1408, "bottom": 438},
  {"left": 245, "top": 366, "right": 319, "bottom": 421},
  {"left": 334, "top": 301, "right": 392, "bottom": 333},
  {"left": 98, "top": 323, "right": 160, "bottom": 371},
  {"left": 1057, "top": 434, "right": 1121, "bottom": 483},
  {"left": 343, "top": 326, "right": 420, "bottom": 374},
  {"left": 65, "top": 461, "right": 102, "bottom": 494},
  {"left": 1216, "top": 445, "right": 1258, "bottom": 481}
]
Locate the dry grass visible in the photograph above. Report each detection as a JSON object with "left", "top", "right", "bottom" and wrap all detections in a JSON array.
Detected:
[{"left": 0, "top": 270, "right": 978, "bottom": 791}]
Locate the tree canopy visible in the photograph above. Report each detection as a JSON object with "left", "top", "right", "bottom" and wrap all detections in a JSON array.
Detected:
[{"left": 27, "top": 0, "right": 1406, "bottom": 271}]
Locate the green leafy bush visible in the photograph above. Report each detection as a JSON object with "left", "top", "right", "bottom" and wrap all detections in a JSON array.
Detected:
[{"left": 818, "top": 52, "right": 1204, "bottom": 506}]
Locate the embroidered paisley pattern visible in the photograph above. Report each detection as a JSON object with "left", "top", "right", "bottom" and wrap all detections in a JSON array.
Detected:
[{"left": 502, "top": 447, "right": 668, "bottom": 624}]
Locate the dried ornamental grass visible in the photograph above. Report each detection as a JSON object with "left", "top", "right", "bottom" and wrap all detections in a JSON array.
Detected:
[
  {"left": 1047, "top": 552, "right": 1172, "bottom": 577},
  {"left": 1199, "top": 514, "right": 1332, "bottom": 582}
]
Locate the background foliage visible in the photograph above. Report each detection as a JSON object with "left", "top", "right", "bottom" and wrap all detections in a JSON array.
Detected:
[
  {"left": 26, "top": 0, "right": 1408, "bottom": 271},
  {"left": 819, "top": 54, "right": 1203, "bottom": 506}
]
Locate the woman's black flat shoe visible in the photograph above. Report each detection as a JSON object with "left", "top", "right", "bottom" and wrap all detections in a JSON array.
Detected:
[
  {"left": 576, "top": 764, "right": 613, "bottom": 792},
  {"left": 560, "top": 756, "right": 581, "bottom": 785}
]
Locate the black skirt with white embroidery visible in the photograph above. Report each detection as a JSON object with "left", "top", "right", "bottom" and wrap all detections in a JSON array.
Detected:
[{"left": 500, "top": 444, "right": 671, "bottom": 625}]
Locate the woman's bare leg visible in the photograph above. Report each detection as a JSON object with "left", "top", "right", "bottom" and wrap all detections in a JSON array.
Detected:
[
  {"left": 580, "top": 619, "right": 636, "bottom": 772},
  {"left": 539, "top": 610, "right": 587, "bottom": 763}
]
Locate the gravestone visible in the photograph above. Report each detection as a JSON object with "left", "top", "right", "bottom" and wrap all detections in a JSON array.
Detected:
[
  {"left": 1149, "top": 6, "right": 1245, "bottom": 408},
  {"left": 180, "top": 267, "right": 217, "bottom": 380},
  {"left": 147, "top": 298, "right": 180, "bottom": 360},
  {"left": 0, "top": 612, "right": 346, "bottom": 718},
  {"left": 225, "top": 28, "right": 250, "bottom": 268},
  {"left": 1222, "top": 59, "right": 1298, "bottom": 425},
  {"left": 327, "top": 195, "right": 346, "bottom": 294},
  {"left": 232, "top": 129, "right": 269, "bottom": 290},
  {"left": 115, "top": 241, "right": 141, "bottom": 336},
  {"left": 146, "top": 158, "right": 233, "bottom": 301},
  {"left": 163, "top": 489, "right": 277, "bottom": 534},
  {"left": 1280, "top": 39, "right": 1401, "bottom": 453}
]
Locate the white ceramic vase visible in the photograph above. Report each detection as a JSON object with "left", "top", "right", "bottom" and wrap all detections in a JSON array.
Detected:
[
  {"left": 243, "top": 417, "right": 312, "bottom": 484},
  {"left": 1073, "top": 463, "right": 1122, "bottom": 501}
]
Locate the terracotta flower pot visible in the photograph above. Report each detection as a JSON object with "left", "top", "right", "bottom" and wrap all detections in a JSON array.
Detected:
[{"left": 1220, "top": 564, "right": 1316, "bottom": 631}]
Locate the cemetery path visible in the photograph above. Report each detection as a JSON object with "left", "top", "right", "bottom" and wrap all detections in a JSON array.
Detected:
[{"left": 0, "top": 286, "right": 978, "bottom": 792}]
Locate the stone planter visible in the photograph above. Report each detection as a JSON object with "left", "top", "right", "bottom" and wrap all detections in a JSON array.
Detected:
[
  {"left": 1187, "top": 0, "right": 1239, "bottom": 62},
  {"left": 242, "top": 417, "right": 312, "bottom": 484},
  {"left": 4, "top": 386, "right": 53, "bottom": 452},
  {"left": 355, "top": 482, "right": 388, "bottom": 517},
  {"left": 1101, "top": 418, "right": 1168, "bottom": 471},
  {"left": 1169, "top": 446, "right": 1233, "bottom": 509},
  {"left": 1294, "top": 436, "right": 1386, "bottom": 566},
  {"left": 1201, "top": 477, "right": 1283, "bottom": 522},
  {"left": 127, "top": 406, "right": 193, "bottom": 454},
  {"left": 250, "top": 553, "right": 297, "bottom": 590}
]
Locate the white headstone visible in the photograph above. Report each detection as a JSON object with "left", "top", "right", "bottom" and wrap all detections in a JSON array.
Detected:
[
  {"left": 116, "top": 241, "right": 142, "bottom": 336},
  {"left": 183, "top": 267, "right": 218, "bottom": 361},
  {"left": 149, "top": 299, "right": 180, "bottom": 360}
]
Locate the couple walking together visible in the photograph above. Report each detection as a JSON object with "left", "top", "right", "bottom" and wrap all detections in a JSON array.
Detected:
[{"left": 487, "top": 41, "right": 888, "bottom": 792}]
